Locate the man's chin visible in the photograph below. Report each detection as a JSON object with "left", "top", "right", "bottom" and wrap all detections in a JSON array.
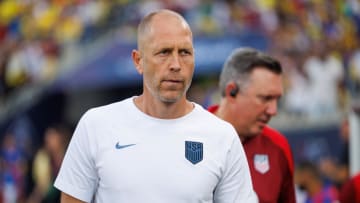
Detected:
[
  {"left": 257, "top": 121, "right": 267, "bottom": 130},
  {"left": 250, "top": 126, "right": 265, "bottom": 136},
  {"left": 159, "top": 93, "right": 183, "bottom": 103}
]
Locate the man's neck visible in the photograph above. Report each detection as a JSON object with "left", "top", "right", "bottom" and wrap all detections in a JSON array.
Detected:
[{"left": 134, "top": 95, "right": 194, "bottom": 119}]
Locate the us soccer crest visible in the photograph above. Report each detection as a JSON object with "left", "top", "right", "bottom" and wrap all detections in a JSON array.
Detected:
[
  {"left": 185, "top": 141, "right": 203, "bottom": 164},
  {"left": 254, "top": 154, "right": 270, "bottom": 174}
]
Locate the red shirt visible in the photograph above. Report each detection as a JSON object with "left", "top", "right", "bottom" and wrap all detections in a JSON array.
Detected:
[
  {"left": 209, "top": 105, "right": 296, "bottom": 203},
  {"left": 339, "top": 173, "right": 360, "bottom": 203}
]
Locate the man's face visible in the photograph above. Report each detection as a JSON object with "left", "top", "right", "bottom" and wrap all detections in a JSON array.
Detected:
[
  {"left": 234, "top": 68, "right": 283, "bottom": 138},
  {"left": 136, "top": 15, "right": 195, "bottom": 103}
]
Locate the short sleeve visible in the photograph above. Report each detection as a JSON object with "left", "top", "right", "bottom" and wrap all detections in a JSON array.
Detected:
[
  {"left": 213, "top": 135, "right": 258, "bottom": 203},
  {"left": 54, "top": 112, "right": 99, "bottom": 202}
]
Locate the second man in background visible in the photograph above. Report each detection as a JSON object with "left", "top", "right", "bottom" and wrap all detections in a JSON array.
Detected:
[{"left": 209, "top": 47, "right": 296, "bottom": 203}]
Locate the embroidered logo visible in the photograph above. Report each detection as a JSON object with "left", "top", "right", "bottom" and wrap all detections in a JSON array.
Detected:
[
  {"left": 115, "top": 142, "right": 136, "bottom": 149},
  {"left": 254, "top": 154, "right": 270, "bottom": 174},
  {"left": 185, "top": 141, "right": 203, "bottom": 164}
]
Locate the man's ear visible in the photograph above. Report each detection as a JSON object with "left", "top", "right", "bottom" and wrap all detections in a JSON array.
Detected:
[
  {"left": 225, "top": 82, "right": 239, "bottom": 98},
  {"left": 132, "top": 49, "right": 143, "bottom": 74}
]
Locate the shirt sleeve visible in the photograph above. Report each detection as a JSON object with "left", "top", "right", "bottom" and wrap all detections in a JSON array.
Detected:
[
  {"left": 54, "top": 111, "right": 99, "bottom": 202},
  {"left": 213, "top": 134, "right": 258, "bottom": 203}
]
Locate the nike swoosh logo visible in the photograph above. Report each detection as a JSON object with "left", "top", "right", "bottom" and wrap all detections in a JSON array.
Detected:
[{"left": 115, "top": 142, "right": 136, "bottom": 149}]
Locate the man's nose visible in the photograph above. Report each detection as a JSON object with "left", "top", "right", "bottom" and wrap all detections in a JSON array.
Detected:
[
  {"left": 266, "top": 100, "right": 278, "bottom": 116},
  {"left": 169, "top": 54, "right": 181, "bottom": 71}
]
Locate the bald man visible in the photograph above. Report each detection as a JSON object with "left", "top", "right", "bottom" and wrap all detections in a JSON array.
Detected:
[{"left": 54, "top": 10, "right": 257, "bottom": 203}]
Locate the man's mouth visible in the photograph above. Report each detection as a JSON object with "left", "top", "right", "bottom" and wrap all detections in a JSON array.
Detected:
[
  {"left": 257, "top": 118, "right": 269, "bottom": 124},
  {"left": 162, "top": 78, "right": 183, "bottom": 84}
]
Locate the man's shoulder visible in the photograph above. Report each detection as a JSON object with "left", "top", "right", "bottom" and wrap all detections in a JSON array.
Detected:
[
  {"left": 193, "top": 103, "right": 238, "bottom": 139},
  {"left": 262, "top": 126, "right": 290, "bottom": 147},
  {"left": 261, "top": 126, "right": 294, "bottom": 172},
  {"left": 204, "top": 104, "right": 230, "bottom": 126},
  {"left": 194, "top": 103, "right": 232, "bottom": 125},
  {"left": 81, "top": 97, "right": 132, "bottom": 121},
  {"left": 90, "top": 97, "right": 131, "bottom": 112}
]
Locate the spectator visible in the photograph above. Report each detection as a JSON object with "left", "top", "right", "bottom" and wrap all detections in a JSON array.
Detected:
[
  {"left": 0, "top": 132, "right": 27, "bottom": 203},
  {"left": 302, "top": 41, "right": 344, "bottom": 119},
  {"left": 295, "top": 160, "right": 339, "bottom": 203},
  {"left": 27, "top": 124, "right": 71, "bottom": 203},
  {"left": 349, "top": 41, "right": 360, "bottom": 97},
  {"left": 318, "top": 117, "right": 350, "bottom": 189}
]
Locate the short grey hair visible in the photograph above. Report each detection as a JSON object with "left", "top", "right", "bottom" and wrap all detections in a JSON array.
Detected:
[{"left": 219, "top": 47, "right": 282, "bottom": 96}]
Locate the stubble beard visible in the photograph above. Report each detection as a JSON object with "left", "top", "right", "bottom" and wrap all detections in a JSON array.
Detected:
[{"left": 157, "top": 80, "right": 192, "bottom": 104}]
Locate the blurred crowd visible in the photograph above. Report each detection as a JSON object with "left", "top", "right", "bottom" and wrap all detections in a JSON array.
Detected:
[
  {"left": 1, "top": 0, "right": 360, "bottom": 202},
  {"left": 0, "top": 121, "right": 71, "bottom": 203},
  {"left": 1, "top": 0, "right": 360, "bottom": 115},
  {"left": 0, "top": 0, "right": 114, "bottom": 105}
]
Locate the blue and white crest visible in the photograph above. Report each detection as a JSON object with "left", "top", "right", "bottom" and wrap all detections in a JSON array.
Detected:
[
  {"left": 185, "top": 141, "right": 203, "bottom": 164},
  {"left": 254, "top": 154, "right": 270, "bottom": 174}
]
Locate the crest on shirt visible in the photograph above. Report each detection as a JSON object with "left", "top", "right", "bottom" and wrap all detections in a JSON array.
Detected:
[
  {"left": 185, "top": 141, "right": 203, "bottom": 164},
  {"left": 254, "top": 154, "right": 270, "bottom": 174}
]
